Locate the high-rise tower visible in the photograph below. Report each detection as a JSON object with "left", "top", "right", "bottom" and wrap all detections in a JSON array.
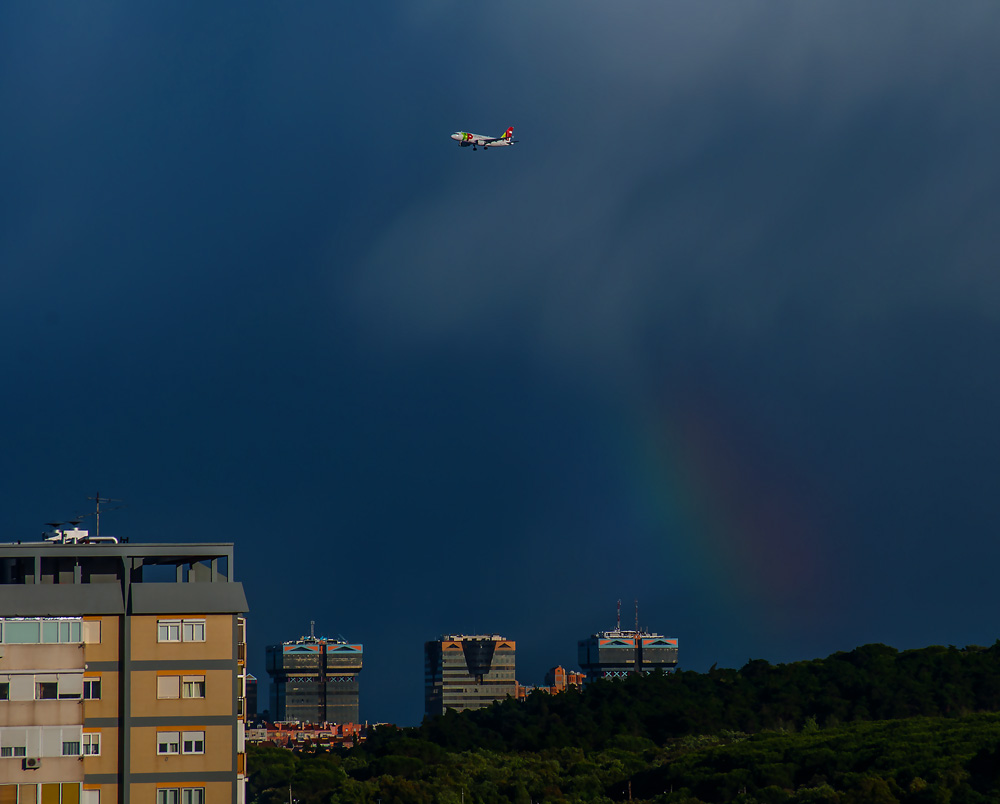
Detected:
[
  {"left": 423, "top": 634, "right": 515, "bottom": 718},
  {"left": 578, "top": 604, "right": 677, "bottom": 683},
  {"left": 265, "top": 633, "right": 362, "bottom": 724}
]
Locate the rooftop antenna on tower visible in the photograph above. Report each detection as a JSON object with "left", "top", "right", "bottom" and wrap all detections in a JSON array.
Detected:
[
  {"left": 310, "top": 620, "right": 316, "bottom": 639},
  {"left": 635, "top": 600, "right": 639, "bottom": 634},
  {"left": 87, "top": 492, "right": 123, "bottom": 539},
  {"left": 616, "top": 599, "right": 622, "bottom": 632}
]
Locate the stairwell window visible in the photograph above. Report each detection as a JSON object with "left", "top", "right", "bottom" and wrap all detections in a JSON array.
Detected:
[
  {"left": 83, "top": 679, "right": 101, "bottom": 700},
  {"left": 83, "top": 733, "right": 101, "bottom": 756},
  {"left": 156, "top": 791, "right": 179, "bottom": 804}
]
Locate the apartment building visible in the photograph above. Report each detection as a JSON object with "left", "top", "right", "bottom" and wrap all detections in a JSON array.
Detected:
[
  {"left": 424, "top": 634, "right": 515, "bottom": 718},
  {"left": 0, "top": 529, "right": 248, "bottom": 804}
]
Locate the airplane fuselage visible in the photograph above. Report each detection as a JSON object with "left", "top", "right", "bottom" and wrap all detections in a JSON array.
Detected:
[{"left": 450, "top": 127, "right": 516, "bottom": 149}]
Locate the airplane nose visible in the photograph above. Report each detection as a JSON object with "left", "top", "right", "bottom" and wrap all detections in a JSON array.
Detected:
[{"left": 450, "top": 133, "right": 462, "bottom": 141}]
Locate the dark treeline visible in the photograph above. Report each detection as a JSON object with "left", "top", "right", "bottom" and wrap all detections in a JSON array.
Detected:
[
  {"left": 405, "top": 642, "right": 1000, "bottom": 753},
  {"left": 249, "top": 642, "right": 1000, "bottom": 804}
]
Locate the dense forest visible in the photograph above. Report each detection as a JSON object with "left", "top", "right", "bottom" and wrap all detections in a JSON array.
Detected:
[{"left": 249, "top": 642, "right": 1000, "bottom": 804}]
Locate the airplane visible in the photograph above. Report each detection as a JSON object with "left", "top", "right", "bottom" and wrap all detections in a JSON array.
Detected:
[{"left": 450, "top": 126, "right": 517, "bottom": 150}]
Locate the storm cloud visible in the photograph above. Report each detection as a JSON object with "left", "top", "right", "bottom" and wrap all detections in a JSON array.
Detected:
[{"left": 3, "top": 1, "right": 1000, "bottom": 724}]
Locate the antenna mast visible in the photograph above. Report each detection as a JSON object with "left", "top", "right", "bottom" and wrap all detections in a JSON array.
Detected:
[
  {"left": 87, "top": 492, "right": 122, "bottom": 539},
  {"left": 635, "top": 599, "right": 639, "bottom": 634},
  {"left": 616, "top": 599, "right": 621, "bottom": 632}
]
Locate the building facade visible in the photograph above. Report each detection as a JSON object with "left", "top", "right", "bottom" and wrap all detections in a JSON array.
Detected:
[
  {"left": 244, "top": 675, "right": 257, "bottom": 722},
  {"left": 515, "top": 666, "right": 585, "bottom": 700},
  {"left": 265, "top": 636, "right": 362, "bottom": 725},
  {"left": 0, "top": 529, "right": 249, "bottom": 804},
  {"left": 424, "top": 634, "right": 516, "bottom": 718},
  {"left": 577, "top": 629, "right": 678, "bottom": 683},
  {"left": 245, "top": 722, "right": 367, "bottom": 751}
]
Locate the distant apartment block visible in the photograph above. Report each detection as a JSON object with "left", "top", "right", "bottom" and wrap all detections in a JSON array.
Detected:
[
  {"left": 245, "top": 721, "right": 367, "bottom": 751},
  {"left": 424, "top": 634, "right": 516, "bottom": 718},
  {"left": 265, "top": 633, "right": 362, "bottom": 724},
  {"left": 0, "top": 528, "right": 249, "bottom": 804},
  {"left": 578, "top": 628, "right": 678, "bottom": 683},
  {"left": 516, "top": 665, "right": 585, "bottom": 700}
]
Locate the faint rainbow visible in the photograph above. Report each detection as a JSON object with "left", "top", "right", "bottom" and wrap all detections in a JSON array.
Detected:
[{"left": 624, "top": 383, "right": 826, "bottom": 617}]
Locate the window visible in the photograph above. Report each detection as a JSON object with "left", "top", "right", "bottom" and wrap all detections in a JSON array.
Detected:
[
  {"left": 36, "top": 682, "right": 57, "bottom": 700},
  {"left": 156, "top": 732, "right": 180, "bottom": 755},
  {"left": 160, "top": 619, "right": 205, "bottom": 643},
  {"left": 83, "top": 679, "right": 101, "bottom": 700},
  {"left": 0, "top": 683, "right": 8, "bottom": 700},
  {"left": 62, "top": 741, "right": 81, "bottom": 756},
  {"left": 156, "top": 791, "right": 179, "bottom": 804},
  {"left": 158, "top": 620, "right": 181, "bottom": 642},
  {"left": 0, "top": 618, "right": 81, "bottom": 644},
  {"left": 58, "top": 673, "right": 83, "bottom": 699},
  {"left": 82, "top": 621, "right": 101, "bottom": 644},
  {"left": 181, "top": 789, "right": 205, "bottom": 804},
  {"left": 157, "top": 676, "right": 180, "bottom": 699},
  {"left": 83, "top": 733, "right": 101, "bottom": 756},
  {"left": 1, "top": 746, "right": 26, "bottom": 757},
  {"left": 182, "top": 676, "right": 205, "bottom": 699},
  {"left": 182, "top": 620, "right": 205, "bottom": 642},
  {"left": 182, "top": 731, "right": 205, "bottom": 754},
  {"left": 42, "top": 621, "right": 79, "bottom": 644},
  {"left": 2, "top": 620, "right": 39, "bottom": 644}
]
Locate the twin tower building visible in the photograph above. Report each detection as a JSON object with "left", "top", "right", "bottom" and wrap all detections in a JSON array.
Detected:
[{"left": 267, "top": 630, "right": 680, "bottom": 723}]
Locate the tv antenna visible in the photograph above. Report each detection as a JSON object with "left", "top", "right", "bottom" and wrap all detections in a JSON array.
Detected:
[{"left": 86, "top": 492, "right": 123, "bottom": 539}]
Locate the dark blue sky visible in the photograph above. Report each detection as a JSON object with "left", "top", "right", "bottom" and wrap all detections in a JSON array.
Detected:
[{"left": 4, "top": 2, "right": 1000, "bottom": 726}]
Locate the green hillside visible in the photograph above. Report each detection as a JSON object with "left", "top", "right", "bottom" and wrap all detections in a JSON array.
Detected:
[{"left": 249, "top": 642, "right": 1000, "bottom": 804}]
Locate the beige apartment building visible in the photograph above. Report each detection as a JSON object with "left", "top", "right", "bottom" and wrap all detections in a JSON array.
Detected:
[{"left": 0, "top": 530, "right": 248, "bottom": 804}]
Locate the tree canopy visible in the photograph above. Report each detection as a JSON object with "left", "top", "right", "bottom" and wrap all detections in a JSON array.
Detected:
[{"left": 248, "top": 642, "right": 1000, "bottom": 804}]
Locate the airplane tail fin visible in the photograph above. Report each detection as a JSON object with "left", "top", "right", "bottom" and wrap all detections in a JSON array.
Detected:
[{"left": 503, "top": 126, "right": 514, "bottom": 141}]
